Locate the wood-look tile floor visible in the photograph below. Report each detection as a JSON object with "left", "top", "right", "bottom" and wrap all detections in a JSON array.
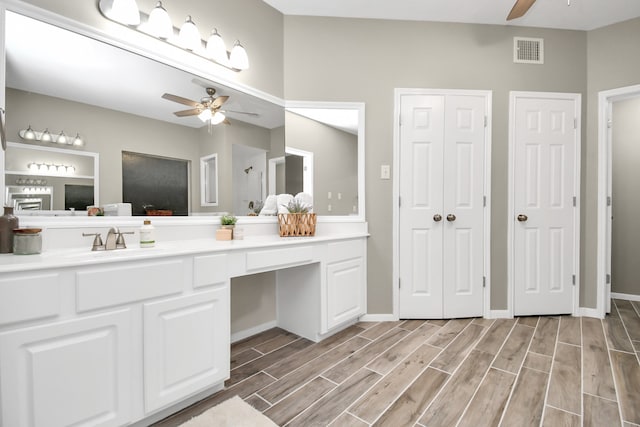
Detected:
[{"left": 154, "top": 299, "right": 640, "bottom": 427}]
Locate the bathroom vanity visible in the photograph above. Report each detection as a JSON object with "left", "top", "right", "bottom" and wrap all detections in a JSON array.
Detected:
[{"left": 0, "top": 222, "right": 368, "bottom": 426}]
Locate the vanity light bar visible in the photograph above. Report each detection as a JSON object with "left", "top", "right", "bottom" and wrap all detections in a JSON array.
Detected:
[
  {"left": 28, "top": 162, "right": 76, "bottom": 175},
  {"left": 98, "top": 0, "right": 249, "bottom": 72},
  {"left": 19, "top": 126, "right": 84, "bottom": 147}
]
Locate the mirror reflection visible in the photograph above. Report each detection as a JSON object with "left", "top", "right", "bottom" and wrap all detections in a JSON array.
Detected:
[{"left": 3, "top": 11, "right": 362, "bottom": 217}]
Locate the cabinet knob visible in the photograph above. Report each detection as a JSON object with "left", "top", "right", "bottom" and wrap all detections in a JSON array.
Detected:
[
  {"left": 433, "top": 214, "right": 442, "bottom": 222},
  {"left": 446, "top": 214, "right": 456, "bottom": 222},
  {"left": 517, "top": 214, "right": 528, "bottom": 222}
]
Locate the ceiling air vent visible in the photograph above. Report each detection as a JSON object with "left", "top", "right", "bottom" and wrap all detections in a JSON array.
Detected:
[{"left": 514, "top": 37, "right": 544, "bottom": 64}]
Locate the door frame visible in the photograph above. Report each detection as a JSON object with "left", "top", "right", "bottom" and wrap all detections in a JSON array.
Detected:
[
  {"left": 507, "top": 91, "right": 581, "bottom": 317},
  {"left": 597, "top": 84, "right": 640, "bottom": 318},
  {"left": 392, "top": 88, "right": 493, "bottom": 320}
]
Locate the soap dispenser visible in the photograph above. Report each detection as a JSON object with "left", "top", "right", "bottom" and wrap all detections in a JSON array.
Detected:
[{"left": 140, "top": 220, "right": 155, "bottom": 248}]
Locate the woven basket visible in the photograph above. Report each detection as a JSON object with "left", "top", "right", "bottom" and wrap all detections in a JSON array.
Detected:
[{"left": 278, "top": 213, "right": 317, "bottom": 237}]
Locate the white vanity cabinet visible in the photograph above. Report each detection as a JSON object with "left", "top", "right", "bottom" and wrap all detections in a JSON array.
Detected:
[
  {"left": 0, "top": 256, "right": 231, "bottom": 427},
  {"left": 325, "top": 239, "right": 367, "bottom": 331},
  {"left": 0, "top": 308, "right": 134, "bottom": 427}
]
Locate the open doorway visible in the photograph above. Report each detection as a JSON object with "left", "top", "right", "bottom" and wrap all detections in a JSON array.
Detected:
[{"left": 597, "top": 84, "right": 640, "bottom": 317}]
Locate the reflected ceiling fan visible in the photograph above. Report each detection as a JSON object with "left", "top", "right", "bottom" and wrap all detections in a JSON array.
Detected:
[
  {"left": 162, "top": 87, "right": 258, "bottom": 126},
  {"left": 507, "top": 0, "right": 536, "bottom": 20}
]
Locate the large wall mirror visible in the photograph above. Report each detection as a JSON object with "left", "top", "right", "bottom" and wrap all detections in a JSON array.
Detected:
[{"left": 2, "top": 8, "right": 365, "bottom": 220}]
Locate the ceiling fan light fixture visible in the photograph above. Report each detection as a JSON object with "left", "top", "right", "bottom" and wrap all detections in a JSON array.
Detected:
[
  {"left": 211, "top": 111, "right": 226, "bottom": 125},
  {"left": 178, "top": 15, "right": 201, "bottom": 51},
  {"left": 206, "top": 29, "right": 228, "bottom": 63},
  {"left": 110, "top": 0, "right": 140, "bottom": 26},
  {"left": 198, "top": 109, "right": 213, "bottom": 122},
  {"left": 230, "top": 40, "right": 249, "bottom": 70},
  {"left": 147, "top": 1, "right": 172, "bottom": 39}
]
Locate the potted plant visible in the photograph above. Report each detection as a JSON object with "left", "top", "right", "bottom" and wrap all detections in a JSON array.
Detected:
[{"left": 216, "top": 214, "right": 237, "bottom": 241}]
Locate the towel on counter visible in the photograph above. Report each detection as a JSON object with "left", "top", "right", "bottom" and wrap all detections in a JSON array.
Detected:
[
  {"left": 277, "top": 194, "right": 294, "bottom": 214},
  {"left": 259, "top": 195, "right": 278, "bottom": 216},
  {"left": 294, "top": 192, "right": 313, "bottom": 212}
]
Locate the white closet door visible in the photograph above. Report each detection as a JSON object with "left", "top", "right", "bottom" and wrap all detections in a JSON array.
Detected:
[
  {"left": 442, "top": 95, "right": 486, "bottom": 318},
  {"left": 399, "top": 92, "right": 487, "bottom": 319},
  {"left": 399, "top": 94, "right": 446, "bottom": 318},
  {"left": 512, "top": 95, "right": 578, "bottom": 315}
]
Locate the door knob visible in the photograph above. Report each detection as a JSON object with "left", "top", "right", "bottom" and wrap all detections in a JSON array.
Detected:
[
  {"left": 446, "top": 214, "right": 456, "bottom": 222},
  {"left": 433, "top": 214, "right": 442, "bottom": 222},
  {"left": 517, "top": 214, "right": 528, "bottom": 222}
]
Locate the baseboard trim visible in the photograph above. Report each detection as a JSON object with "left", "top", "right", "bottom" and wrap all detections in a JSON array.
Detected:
[
  {"left": 488, "top": 310, "right": 512, "bottom": 319},
  {"left": 231, "top": 320, "right": 278, "bottom": 343},
  {"left": 611, "top": 292, "right": 640, "bottom": 302},
  {"left": 360, "top": 313, "right": 397, "bottom": 322},
  {"left": 578, "top": 307, "right": 603, "bottom": 319}
]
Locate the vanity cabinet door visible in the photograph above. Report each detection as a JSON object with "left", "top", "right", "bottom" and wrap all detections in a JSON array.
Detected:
[
  {"left": 143, "top": 287, "right": 230, "bottom": 413},
  {"left": 0, "top": 309, "right": 133, "bottom": 427},
  {"left": 326, "top": 257, "right": 366, "bottom": 331}
]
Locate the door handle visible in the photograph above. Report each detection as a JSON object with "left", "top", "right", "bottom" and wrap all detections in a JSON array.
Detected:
[
  {"left": 433, "top": 214, "right": 442, "bottom": 222},
  {"left": 446, "top": 214, "right": 456, "bottom": 222},
  {"left": 517, "top": 214, "right": 528, "bottom": 222}
]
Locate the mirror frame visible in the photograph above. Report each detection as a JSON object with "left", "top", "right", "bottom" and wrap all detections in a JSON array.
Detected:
[{"left": 0, "top": 1, "right": 365, "bottom": 226}]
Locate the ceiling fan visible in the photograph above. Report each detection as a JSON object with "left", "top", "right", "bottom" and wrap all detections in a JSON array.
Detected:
[
  {"left": 507, "top": 0, "right": 536, "bottom": 20},
  {"left": 162, "top": 87, "right": 258, "bottom": 125}
]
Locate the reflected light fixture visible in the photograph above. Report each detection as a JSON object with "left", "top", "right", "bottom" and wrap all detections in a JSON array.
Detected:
[
  {"left": 98, "top": 0, "right": 248, "bottom": 72},
  {"left": 178, "top": 15, "right": 201, "bottom": 51},
  {"left": 230, "top": 40, "right": 249, "bottom": 70},
  {"left": 147, "top": 1, "right": 172, "bottom": 39},
  {"left": 56, "top": 131, "right": 68, "bottom": 144},
  {"left": 23, "top": 125, "right": 36, "bottom": 140},
  {"left": 40, "top": 128, "right": 52, "bottom": 142}
]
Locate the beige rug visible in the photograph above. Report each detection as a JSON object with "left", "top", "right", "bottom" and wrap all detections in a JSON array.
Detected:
[{"left": 179, "top": 395, "right": 278, "bottom": 427}]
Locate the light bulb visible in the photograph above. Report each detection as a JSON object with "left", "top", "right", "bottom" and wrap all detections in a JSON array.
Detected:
[
  {"left": 39, "top": 164, "right": 47, "bottom": 172},
  {"left": 230, "top": 40, "right": 249, "bottom": 70},
  {"left": 110, "top": 0, "right": 140, "bottom": 26},
  {"left": 148, "top": 1, "right": 172, "bottom": 39},
  {"left": 206, "top": 29, "right": 227, "bottom": 62},
  {"left": 211, "top": 111, "right": 226, "bottom": 125},
  {"left": 40, "top": 128, "right": 52, "bottom": 142},
  {"left": 48, "top": 164, "right": 56, "bottom": 172},
  {"left": 56, "top": 131, "right": 68, "bottom": 144},
  {"left": 178, "top": 16, "right": 201, "bottom": 51},
  {"left": 23, "top": 125, "right": 36, "bottom": 140},
  {"left": 66, "top": 166, "right": 76, "bottom": 174},
  {"left": 198, "top": 109, "right": 212, "bottom": 122},
  {"left": 57, "top": 165, "right": 65, "bottom": 173},
  {"left": 29, "top": 163, "right": 39, "bottom": 172},
  {"left": 73, "top": 133, "right": 84, "bottom": 146}
]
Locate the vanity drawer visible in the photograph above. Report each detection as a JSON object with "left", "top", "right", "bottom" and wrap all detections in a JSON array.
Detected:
[
  {"left": 245, "top": 246, "right": 314, "bottom": 272},
  {"left": 0, "top": 273, "right": 61, "bottom": 326},
  {"left": 193, "top": 254, "right": 228, "bottom": 289},
  {"left": 327, "top": 239, "right": 364, "bottom": 263},
  {"left": 76, "top": 259, "right": 186, "bottom": 312}
]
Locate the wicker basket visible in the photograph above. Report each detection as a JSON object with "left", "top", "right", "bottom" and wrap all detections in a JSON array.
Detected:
[{"left": 278, "top": 213, "right": 317, "bottom": 237}]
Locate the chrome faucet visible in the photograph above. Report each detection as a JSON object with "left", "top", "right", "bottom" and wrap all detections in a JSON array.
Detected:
[{"left": 83, "top": 227, "right": 134, "bottom": 251}]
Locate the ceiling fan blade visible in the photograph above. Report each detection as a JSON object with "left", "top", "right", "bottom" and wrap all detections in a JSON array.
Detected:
[
  {"left": 173, "top": 108, "right": 201, "bottom": 117},
  {"left": 212, "top": 95, "right": 229, "bottom": 109},
  {"left": 222, "top": 118, "right": 231, "bottom": 125},
  {"left": 162, "top": 93, "right": 201, "bottom": 108},
  {"left": 507, "top": 0, "right": 536, "bottom": 20}
]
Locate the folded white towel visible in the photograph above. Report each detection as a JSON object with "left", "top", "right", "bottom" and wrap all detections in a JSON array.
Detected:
[
  {"left": 294, "top": 192, "right": 313, "bottom": 212},
  {"left": 259, "top": 195, "right": 278, "bottom": 216},
  {"left": 277, "top": 194, "right": 294, "bottom": 214}
]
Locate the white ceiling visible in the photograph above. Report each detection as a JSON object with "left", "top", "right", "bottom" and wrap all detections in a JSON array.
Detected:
[{"left": 263, "top": 0, "right": 640, "bottom": 31}]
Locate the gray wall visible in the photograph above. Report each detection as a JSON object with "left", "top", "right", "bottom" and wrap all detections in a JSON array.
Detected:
[
  {"left": 611, "top": 97, "right": 640, "bottom": 295},
  {"left": 284, "top": 16, "right": 588, "bottom": 313},
  {"left": 584, "top": 18, "right": 640, "bottom": 305},
  {"left": 286, "top": 111, "right": 358, "bottom": 215}
]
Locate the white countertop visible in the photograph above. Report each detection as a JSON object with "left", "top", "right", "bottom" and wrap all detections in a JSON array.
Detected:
[{"left": 0, "top": 233, "right": 369, "bottom": 274}]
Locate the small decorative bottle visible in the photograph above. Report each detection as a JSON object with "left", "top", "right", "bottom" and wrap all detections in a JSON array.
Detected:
[
  {"left": 0, "top": 206, "right": 19, "bottom": 253},
  {"left": 140, "top": 220, "right": 155, "bottom": 248}
]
